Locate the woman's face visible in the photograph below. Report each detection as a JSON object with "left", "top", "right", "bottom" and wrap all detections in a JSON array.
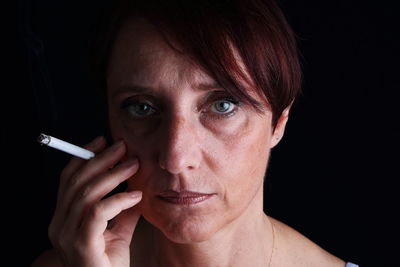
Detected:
[{"left": 107, "top": 19, "right": 286, "bottom": 243}]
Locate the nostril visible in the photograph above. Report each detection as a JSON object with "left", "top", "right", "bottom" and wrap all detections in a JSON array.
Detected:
[{"left": 157, "top": 117, "right": 202, "bottom": 173}]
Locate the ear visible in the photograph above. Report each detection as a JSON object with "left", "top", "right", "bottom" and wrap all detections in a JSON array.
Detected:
[{"left": 270, "top": 106, "right": 291, "bottom": 148}]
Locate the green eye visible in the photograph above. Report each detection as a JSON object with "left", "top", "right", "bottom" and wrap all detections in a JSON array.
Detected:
[{"left": 211, "top": 100, "right": 235, "bottom": 114}]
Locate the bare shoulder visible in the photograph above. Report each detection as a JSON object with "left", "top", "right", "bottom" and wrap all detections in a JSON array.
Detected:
[
  {"left": 30, "top": 248, "right": 63, "bottom": 267},
  {"left": 269, "top": 217, "right": 346, "bottom": 267}
]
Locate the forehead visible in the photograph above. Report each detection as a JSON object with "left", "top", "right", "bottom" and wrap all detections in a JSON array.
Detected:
[
  {"left": 107, "top": 18, "right": 216, "bottom": 89},
  {"left": 106, "top": 17, "right": 268, "bottom": 109}
]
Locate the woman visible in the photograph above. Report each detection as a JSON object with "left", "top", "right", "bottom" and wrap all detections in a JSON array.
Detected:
[{"left": 32, "top": 0, "right": 358, "bottom": 266}]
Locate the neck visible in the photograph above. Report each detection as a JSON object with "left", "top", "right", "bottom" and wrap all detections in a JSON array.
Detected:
[{"left": 152, "top": 189, "right": 274, "bottom": 267}]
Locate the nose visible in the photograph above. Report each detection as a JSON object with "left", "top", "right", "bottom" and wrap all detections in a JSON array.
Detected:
[{"left": 158, "top": 115, "right": 202, "bottom": 174}]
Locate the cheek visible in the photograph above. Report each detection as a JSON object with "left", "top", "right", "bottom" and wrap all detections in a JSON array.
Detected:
[
  {"left": 108, "top": 112, "right": 157, "bottom": 187},
  {"left": 208, "top": 116, "right": 271, "bottom": 201},
  {"left": 110, "top": 107, "right": 272, "bottom": 192},
  {"left": 109, "top": 108, "right": 155, "bottom": 155},
  {"left": 209, "top": 115, "right": 271, "bottom": 171},
  {"left": 113, "top": 133, "right": 156, "bottom": 171}
]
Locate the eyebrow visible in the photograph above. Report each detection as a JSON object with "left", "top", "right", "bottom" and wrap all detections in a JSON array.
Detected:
[
  {"left": 196, "top": 82, "right": 223, "bottom": 91},
  {"left": 111, "top": 82, "right": 224, "bottom": 98},
  {"left": 111, "top": 85, "right": 152, "bottom": 96}
]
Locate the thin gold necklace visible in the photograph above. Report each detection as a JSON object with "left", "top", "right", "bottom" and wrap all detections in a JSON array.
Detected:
[{"left": 268, "top": 219, "right": 275, "bottom": 267}]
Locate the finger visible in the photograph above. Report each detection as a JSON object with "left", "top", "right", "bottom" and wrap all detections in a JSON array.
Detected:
[
  {"left": 107, "top": 200, "right": 142, "bottom": 244},
  {"left": 57, "top": 140, "right": 126, "bottom": 220},
  {"left": 58, "top": 136, "right": 107, "bottom": 201},
  {"left": 80, "top": 191, "right": 143, "bottom": 244},
  {"left": 65, "top": 157, "right": 139, "bottom": 231},
  {"left": 52, "top": 136, "right": 107, "bottom": 231},
  {"left": 49, "top": 136, "right": 110, "bottom": 249}
]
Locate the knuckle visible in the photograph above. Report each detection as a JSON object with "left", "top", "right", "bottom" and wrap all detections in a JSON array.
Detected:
[
  {"left": 88, "top": 202, "right": 105, "bottom": 221},
  {"left": 58, "top": 232, "right": 68, "bottom": 248},
  {"left": 111, "top": 192, "right": 123, "bottom": 201},
  {"left": 48, "top": 224, "right": 56, "bottom": 240},
  {"left": 60, "top": 168, "right": 68, "bottom": 180},
  {"left": 114, "top": 193, "right": 128, "bottom": 203},
  {"left": 49, "top": 228, "right": 64, "bottom": 248},
  {"left": 70, "top": 238, "right": 86, "bottom": 255},
  {"left": 69, "top": 173, "right": 80, "bottom": 186},
  {"left": 78, "top": 185, "right": 91, "bottom": 199},
  {"left": 60, "top": 169, "right": 72, "bottom": 185},
  {"left": 48, "top": 221, "right": 60, "bottom": 244},
  {"left": 48, "top": 229, "right": 57, "bottom": 245},
  {"left": 60, "top": 161, "right": 77, "bottom": 181}
]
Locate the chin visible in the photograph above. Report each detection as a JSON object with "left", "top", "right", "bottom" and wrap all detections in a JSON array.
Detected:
[
  {"left": 165, "top": 219, "right": 218, "bottom": 244},
  {"left": 147, "top": 212, "right": 220, "bottom": 244}
]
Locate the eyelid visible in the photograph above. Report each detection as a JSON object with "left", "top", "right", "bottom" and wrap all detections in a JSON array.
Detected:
[
  {"left": 120, "top": 97, "right": 160, "bottom": 118},
  {"left": 120, "top": 95, "right": 160, "bottom": 109},
  {"left": 119, "top": 91, "right": 242, "bottom": 119},
  {"left": 199, "top": 93, "right": 242, "bottom": 120},
  {"left": 203, "top": 90, "right": 240, "bottom": 103},
  {"left": 207, "top": 92, "right": 242, "bottom": 107}
]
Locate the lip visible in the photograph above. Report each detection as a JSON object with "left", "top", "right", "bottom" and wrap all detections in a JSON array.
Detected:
[{"left": 157, "top": 190, "right": 215, "bottom": 205}]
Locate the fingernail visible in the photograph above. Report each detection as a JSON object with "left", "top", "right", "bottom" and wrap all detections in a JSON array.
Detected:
[
  {"left": 130, "top": 191, "right": 142, "bottom": 198},
  {"left": 120, "top": 157, "right": 138, "bottom": 168},
  {"left": 110, "top": 140, "right": 124, "bottom": 151},
  {"left": 87, "top": 136, "right": 104, "bottom": 148},
  {"left": 92, "top": 136, "right": 104, "bottom": 146}
]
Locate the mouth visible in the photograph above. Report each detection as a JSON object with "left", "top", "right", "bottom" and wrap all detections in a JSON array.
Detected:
[{"left": 157, "top": 190, "right": 216, "bottom": 205}]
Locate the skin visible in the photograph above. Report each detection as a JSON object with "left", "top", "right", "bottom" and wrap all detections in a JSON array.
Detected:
[
  {"left": 107, "top": 18, "right": 278, "bottom": 266},
  {"left": 31, "top": 18, "right": 346, "bottom": 267}
]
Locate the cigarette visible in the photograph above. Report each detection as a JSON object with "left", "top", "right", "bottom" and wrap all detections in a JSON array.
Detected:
[{"left": 37, "top": 133, "right": 95, "bottom": 160}]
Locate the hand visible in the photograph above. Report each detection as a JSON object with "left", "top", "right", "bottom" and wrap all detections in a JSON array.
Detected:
[{"left": 48, "top": 136, "right": 142, "bottom": 267}]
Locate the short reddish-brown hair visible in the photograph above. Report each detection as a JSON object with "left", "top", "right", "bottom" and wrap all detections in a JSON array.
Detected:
[{"left": 90, "top": 0, "right": 302, "bottom": 129}]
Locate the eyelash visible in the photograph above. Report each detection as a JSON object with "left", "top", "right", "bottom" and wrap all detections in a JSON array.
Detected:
[
  {"left": 203, "top": 97, "right": 241, "bottom": 119},
  {"left": 120, "top": 99, "right": 159, "bottom": 118},
  {"left": 120, "top": 95, "right": 242, "bottom": 120}
]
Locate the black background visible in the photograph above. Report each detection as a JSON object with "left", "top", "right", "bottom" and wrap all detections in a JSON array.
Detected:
[{"left": 11, "top": 0, "right": 399, "bottom": 266}]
